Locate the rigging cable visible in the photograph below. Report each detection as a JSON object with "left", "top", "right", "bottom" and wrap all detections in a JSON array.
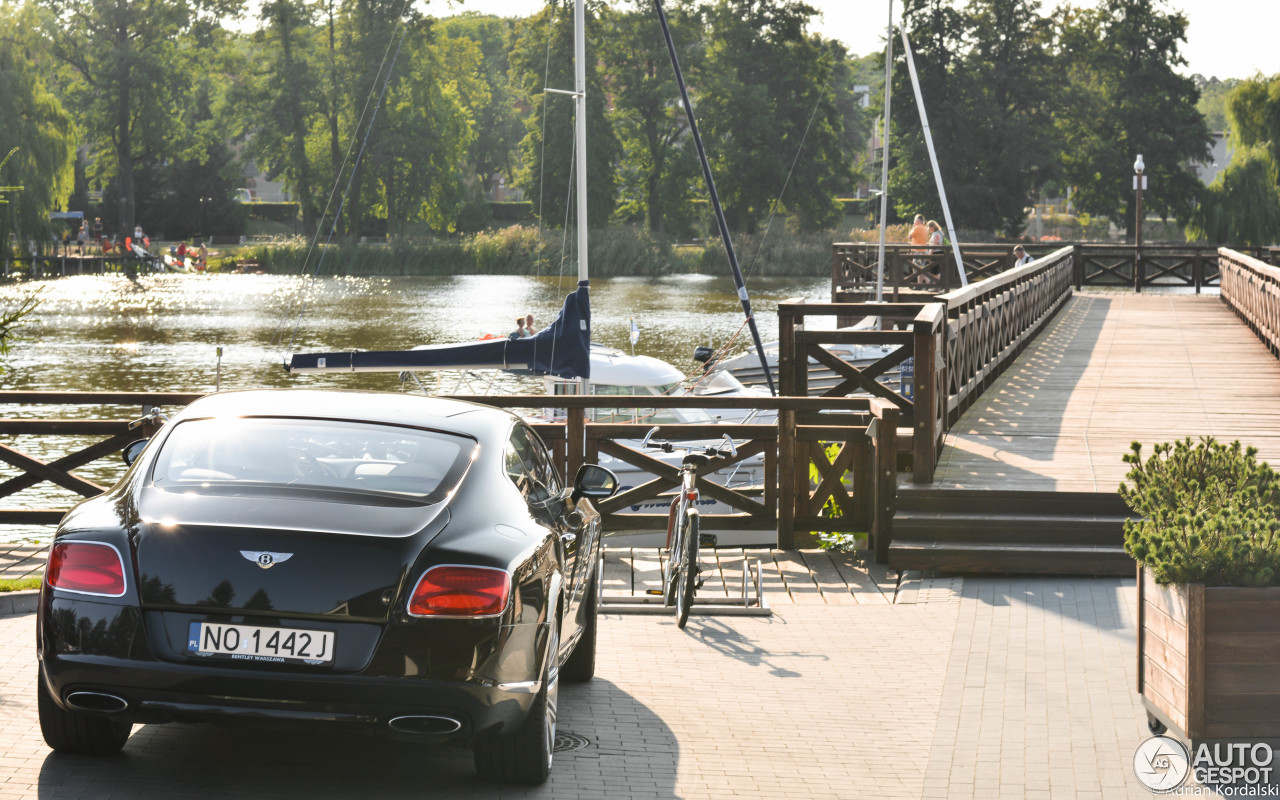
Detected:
[
  {"left": 261, "top": 1, "right": 414, "bottom": 377},
  {"left": 744, "top": 56, "right": 839, "bottom": 283}
]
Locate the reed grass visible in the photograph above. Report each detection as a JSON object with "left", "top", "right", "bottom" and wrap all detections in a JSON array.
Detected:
[{"left": 233, "top": 225, "right": 845, "bottom": 278}]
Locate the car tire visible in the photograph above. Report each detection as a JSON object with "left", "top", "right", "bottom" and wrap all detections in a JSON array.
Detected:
[
  {"left": 561, "top": 569, "right": 597, "bottom": 683},
  {"left": 474, "top": 622, "right": 559, "bottom": 785},
  {"left": 37, "top": 669, "right": 131, "bottom": 756}
]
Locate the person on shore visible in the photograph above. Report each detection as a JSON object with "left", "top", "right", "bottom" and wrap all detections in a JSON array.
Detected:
[
  {"left": 927, "top": 220, "right": 943, "bottom": 249},
  {"left": 199, "top": 242, "right": 208, "bottom": 270},
  {"left": 908, "top": 214, "right": 929, "bottom": 247},
  {"left": 524, "top": 313, "right": 536, "bottom": 336},
  {"left": 176, "top": 241, "right": 187, "bottom": 261},
  {"left": 1013, "top": 245, "right": 1033, "bottom": 266},
  {"left": 509, "top": 317, "right": 526, "bottom": 340},
  {"left": 91, "top": 217, "right": 103, "bottom": 251},
  {"left": 76, "top": 224, "right": 87, "bottom": 255}
]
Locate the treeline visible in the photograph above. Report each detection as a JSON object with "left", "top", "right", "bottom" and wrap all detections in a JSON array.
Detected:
[{"left": 2, "top": 0, "right": 1279, "bottom": 260}]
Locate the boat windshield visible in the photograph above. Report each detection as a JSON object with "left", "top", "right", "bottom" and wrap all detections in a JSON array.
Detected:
[
  {"left": 587, "top": 384, "right": 713, "bottom": 424},
  {"left": 150, "top": 417, "right": 475, "bottom": 503}
]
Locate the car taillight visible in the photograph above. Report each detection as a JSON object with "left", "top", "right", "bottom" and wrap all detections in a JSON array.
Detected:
[
  {"left": 47, "top": 542, "right": 127, "bottom": 597},
  {"left": 408, "top": 565, "right": 510, "bottom": 617}
]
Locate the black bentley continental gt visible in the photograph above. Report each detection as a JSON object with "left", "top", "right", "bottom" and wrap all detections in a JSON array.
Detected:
[{"left": 36, "top": 389, "right": 618, "bottom": 785}]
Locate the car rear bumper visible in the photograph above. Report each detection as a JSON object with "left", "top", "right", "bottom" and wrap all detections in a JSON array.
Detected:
[
  {"left": 38, "top": 595, "right": 549, "bottom": 741},
  {"left": 41, "top": 650, "right": 540, "bottom": 740}
]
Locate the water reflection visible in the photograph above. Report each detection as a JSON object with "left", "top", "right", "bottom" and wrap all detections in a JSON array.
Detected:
[{"left": 0, "top": 272, "right": 828, "bottom": 542}]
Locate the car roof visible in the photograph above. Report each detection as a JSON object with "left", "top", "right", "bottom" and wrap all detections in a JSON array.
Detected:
[{"left": 171, "top": 389, "right": 516, "bottom": 441}]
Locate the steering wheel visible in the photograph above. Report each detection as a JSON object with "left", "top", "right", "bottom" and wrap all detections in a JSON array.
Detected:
[{"left": 288, "top": 447, "right": 337, "bottom": 480}]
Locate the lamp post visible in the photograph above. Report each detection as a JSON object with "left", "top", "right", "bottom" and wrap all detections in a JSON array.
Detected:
[{"left": 1133, "top": 154, "right": 1145, "bottom": 292}]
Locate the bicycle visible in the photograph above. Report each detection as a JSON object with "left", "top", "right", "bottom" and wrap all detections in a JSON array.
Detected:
[{"left": 641, "top": 427, "right": 737, "bottom": 628}]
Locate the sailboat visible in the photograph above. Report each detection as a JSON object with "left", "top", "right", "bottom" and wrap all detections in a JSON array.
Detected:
[
  {"left": 285, "top": 0, "right": 781, "bottom": 544},
  {"left": 286, "top": 0, "right": 779, "bottom": 416}
]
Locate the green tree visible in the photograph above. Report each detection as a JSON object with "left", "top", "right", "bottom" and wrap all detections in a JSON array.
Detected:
[
  {"left": 509, "top": 1, "right": 619, "bottom": 229},
  {"left": 40, "top": 0, "right": 241, "bottom": 240},
  {"left": 1185, "top": 145, "right": 1280, "bottom": 245},
  {"left": 367, "top": 27, "right": 479, "bottom": 235},
  {"left": 1228, "top": 74, "right": 1280, "bottom": 166},
  {"left": 1055, "top": 0, "right": 1210, "bottom": 229},
  {"left": 1195, "top": 75, "right": 1241, "bottom": 133},
  {"left": 692, "top": 0, "right": 853, "bottom": 233},
  {"left": 0, "top": 4, "right": 76, "bottom": 247},
  {"left": 238, "top": 0, "right": 323, "bottom": 236},
  {"left": 330, "top": 0, "right": 414, "bottom": 241},
  {"left": 889, "top": 0, "right": 1057, "bottom": 236},
  {"left": 600, "top": 0, "right": 700, "bottom": 236},
  {"left": 437, "top": 14, "right": 524, "bottom": 198}
]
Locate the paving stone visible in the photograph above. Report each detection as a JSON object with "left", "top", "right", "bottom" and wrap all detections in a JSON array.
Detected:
[{"left": 2, "top": 575, "right": 1196, "bottom": 798}]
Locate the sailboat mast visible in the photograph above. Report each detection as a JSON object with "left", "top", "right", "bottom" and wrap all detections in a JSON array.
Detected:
[
  {"left": 574, "top": 0, "right": 588, "bottom": 286},
  {"left": 574, "top": 0, "right": 589, "bottom": 393},
  {"left": 652, "top": 0, "right": 777, "bottom": 396},
  {"left": 900, "top": 28, "right": 968, "bottom": 288},
  {"left": 875, "top": 0, "right": 893, "bottom": 303}
]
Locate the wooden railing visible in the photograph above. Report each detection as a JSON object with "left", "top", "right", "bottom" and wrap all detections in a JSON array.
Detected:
[
  {"left": 0, "top": 392, "right": 901, "bottom": 558},
  {"left": 833, "top": 242, "right": 1280, "bottom": 299},
  {"left": 938, "top": 246, "right": 1075, "bottom": 424},
  {"left": 0, "top": 392, "right": 203, "bottom": 524},
  {"left": 449, "top": 395, "right": 900, "bottom": 555},
  {"left": 786, "top": 246, "right": 1075, "bottom": 485},
  {"left": 1220, "top": 248, "right": 1280, "bottom": 360}
]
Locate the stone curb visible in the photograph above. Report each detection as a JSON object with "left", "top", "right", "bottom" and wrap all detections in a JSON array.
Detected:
[{"left": 0, "top": 590, "right": 38, "bottom": 617}]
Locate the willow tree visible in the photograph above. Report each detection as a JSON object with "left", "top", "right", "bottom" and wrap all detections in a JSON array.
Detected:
[
  {"left": 0, "top": 4, "right": 76, "bottom": 247},
  {"left": 1186, "top": 146, "right": 1280, "bottom": 245}
]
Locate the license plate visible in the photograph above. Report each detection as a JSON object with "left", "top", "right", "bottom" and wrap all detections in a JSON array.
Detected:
[{"left": 188, "top": 621, "right": 335, "bottom": 665}]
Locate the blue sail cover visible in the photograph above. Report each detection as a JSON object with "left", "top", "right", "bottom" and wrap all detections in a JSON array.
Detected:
[{"left": 286, "top": 281, "right": 591, "bottom": 380}]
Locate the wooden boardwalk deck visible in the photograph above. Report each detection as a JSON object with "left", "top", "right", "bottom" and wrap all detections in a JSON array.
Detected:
[{"left": 932, "top": 292, "right": 1280, "bottom": 491}]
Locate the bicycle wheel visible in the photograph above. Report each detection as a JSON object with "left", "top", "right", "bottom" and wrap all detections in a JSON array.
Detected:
[
  {"left": 675, "top": 511, "right": 699, "bottom": 628},
  {"left": 664, "top": 502, "right": 683, "bottom": 606}
]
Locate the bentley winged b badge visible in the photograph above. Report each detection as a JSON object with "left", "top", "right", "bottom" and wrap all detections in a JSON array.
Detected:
[{"left": 241, "top": 551, "right": 294, "bottom": 569}]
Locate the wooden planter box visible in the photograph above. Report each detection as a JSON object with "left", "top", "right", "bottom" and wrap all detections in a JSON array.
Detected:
[{"left": 1138, "top": 566, "right": 1280, "bottom": 741}]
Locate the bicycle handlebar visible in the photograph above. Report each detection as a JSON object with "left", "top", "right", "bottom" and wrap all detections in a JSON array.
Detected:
[{"left": 641, "top": 427, "right": 737, "bottom": 459}]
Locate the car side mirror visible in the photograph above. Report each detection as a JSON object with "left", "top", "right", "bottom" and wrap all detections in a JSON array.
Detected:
[
  {"left": 572, "top": 464, "right": 618, "bottom": 501},
  {"left": 122, "top": 439, "right": 149, "bottom": 466}
]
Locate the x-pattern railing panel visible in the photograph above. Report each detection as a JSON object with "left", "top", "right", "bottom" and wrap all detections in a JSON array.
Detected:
[{"left": 1221, "top": 249, "right": 1280, "bottom": 358}]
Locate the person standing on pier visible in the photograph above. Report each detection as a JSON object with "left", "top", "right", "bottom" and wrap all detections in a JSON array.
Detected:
[{"left": 908, "top": 214, "right": 929, "bottom": 247}]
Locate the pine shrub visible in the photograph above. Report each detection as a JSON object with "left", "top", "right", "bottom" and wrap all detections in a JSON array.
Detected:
[{"left": 1120, "top": 437, "right": 1280, "bottom": 586}]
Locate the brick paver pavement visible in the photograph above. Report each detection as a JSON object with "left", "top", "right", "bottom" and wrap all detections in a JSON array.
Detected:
[{"left": 0, "top": 577, "right": 1195, "bottom": 799}]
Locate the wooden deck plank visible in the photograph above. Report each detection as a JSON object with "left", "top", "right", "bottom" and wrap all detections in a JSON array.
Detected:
[
  {"left": 798, "top": 550, "right": 859, "bottom": 605},
  {"left": 933, "top": 293, "right": 1280, "bottom": 491}
]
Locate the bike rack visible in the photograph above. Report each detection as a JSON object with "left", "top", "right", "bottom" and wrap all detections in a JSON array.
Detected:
[{"left": 596, "top": 551, "right": 772, "bottom": 617}]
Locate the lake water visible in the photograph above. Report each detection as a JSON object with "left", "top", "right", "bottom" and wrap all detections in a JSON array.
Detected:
[{"left": 0, "top": 272, "right": 830, "bottom": 542}]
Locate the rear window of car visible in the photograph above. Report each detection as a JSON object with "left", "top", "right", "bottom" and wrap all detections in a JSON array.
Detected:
[{"left": 150, "top": 417, "right": 475, "bottom": 503}]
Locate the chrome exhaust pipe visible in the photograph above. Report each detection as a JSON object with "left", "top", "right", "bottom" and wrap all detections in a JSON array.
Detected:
[
  {"left": 387, "top": 715, "right": 462, "bottom": 735},
  {"left": 65, "top": 691, "right": 128, "bottom": 714}
]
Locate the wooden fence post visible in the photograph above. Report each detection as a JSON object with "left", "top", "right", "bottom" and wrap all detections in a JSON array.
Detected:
[
  {"left": 778, "top": 304, "right": 797, "bottom": 397},
  {"left": 871, "top": 400, "right": 899, "bottom": 565},
  {"left": 911, "top": 304, "right": 942, "bottom": 484},
  {"left": 566, "top": 406, "right": 585, "bottom": 485},
  {"left": 777, "top": 406, "right": 796, "bottom": 550}
]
